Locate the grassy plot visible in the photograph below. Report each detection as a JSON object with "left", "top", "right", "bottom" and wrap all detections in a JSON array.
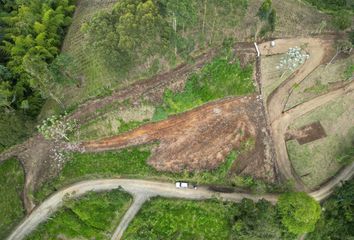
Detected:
[
  {"left": 0, "top": 159, "right": 25, "bottom": 239},
  {"left": 34, "top": 139, "right": 262, "bottom": 203},
  {"left": 287, "top": 92, "right": 354, "bottom": 189},
  {"left": 26, "top": 189, "right": 132, "bottom": 240},
  {"left": 123, "top": 198, "right": 235, "bottom": 240},
  {"left": 285, "top": 55, "right": 354, "bottom": 110}
]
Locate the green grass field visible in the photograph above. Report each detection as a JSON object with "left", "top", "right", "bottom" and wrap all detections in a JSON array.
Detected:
[
  {"left": 123, "top": 197, "right": 235, "bottom": 240},
  {"left": 0, "top": 159, "right": 25, "bottom": 239},
  {"left": 26, "top": 189, "right": 132, "bottom": 240}
]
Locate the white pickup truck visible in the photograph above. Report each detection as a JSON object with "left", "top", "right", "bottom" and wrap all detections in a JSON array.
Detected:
[{"left": 175, "top": 182, "right": 197, "bottom": 189}]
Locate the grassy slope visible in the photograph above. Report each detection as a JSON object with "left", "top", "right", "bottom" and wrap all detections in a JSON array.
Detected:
[
  {"left": 123, "top": 197, "right": 235, "bottom": 240},
  {"left": 287, "top": 92, "right": 354, "bottom": 189},
  {"left": 26, "top": 189, "right": 132, "bottom": 240},
  {"left": 285, "top": 55, "right": 354, "bottom": 110},
  {"left": 75, "top": 52, "right": 254, "bottom": 140},
  {"left": 0, "top": 159, "right": 25, "bottom": 239}
]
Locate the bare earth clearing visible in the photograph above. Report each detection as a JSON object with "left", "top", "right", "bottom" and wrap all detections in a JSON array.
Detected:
[{"left": 83, "top": 95, "right": 275, "bottom": 180}]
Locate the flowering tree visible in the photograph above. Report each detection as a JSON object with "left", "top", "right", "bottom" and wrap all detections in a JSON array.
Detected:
[
  {"left": 38, "top": 114, "right": 76, "bottom": 141},
  {"left": 38, "top": 114, "right": 77, "bottom": 169},
  {"left": 276, "top": 47, "right": 309, "bottom": 77}
]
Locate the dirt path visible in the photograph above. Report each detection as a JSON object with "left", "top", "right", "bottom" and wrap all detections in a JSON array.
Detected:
[
  {"left": 111, "top": 194, "right": 151, "bottom": 240},
  {"left": 259, "top": 38, "right": 334, "bottom": 190}
]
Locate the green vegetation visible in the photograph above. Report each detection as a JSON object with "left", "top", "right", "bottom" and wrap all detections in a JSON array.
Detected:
[
  {"left": 153, "top": 53, "right": 254, "bottom": 120},
  {"left": 308, "top": 178, "right": 354, "bottom": 240},
  {"left": 232, "top": 198, "right": 296, "bottom": 240},
  {"left": 27, "top": 189, "right": 132, "bottom": 240},
  {"left": 303, "top": 0, "right": 353, "bottom": 12},
  {"left": 0, "top": 0, "right": 75, "bottom": 114},
  {"left": 0, "top": 158, "right": 25, "bottom": 239},
  {"left": 124, "top": 197, "right": 297, "bottom": 240},
  {"left": 304, "top": 80, "right": 329, "bottom": 94},
  {"left": 257, "top": 0, "right": 277, "bottom": 33},
  {"left": 74, "top": 52, "right": 254, "bottom": 139},
  {"left": 123, "top": 198, "right": 235, "bottom": 239},
  {"left": 277, "top": 192, "right": 321, "bottom": 234},
  {"left": 0, "top": 113, "right": 34, "bottom": 152}
]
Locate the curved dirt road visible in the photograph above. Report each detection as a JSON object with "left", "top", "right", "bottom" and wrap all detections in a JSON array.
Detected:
[
  {"left": 8, "top": 165, "right": 354, "bottom": 240},
  {"left": 7, "top": 179, "right": 278, "bottom": 240}
]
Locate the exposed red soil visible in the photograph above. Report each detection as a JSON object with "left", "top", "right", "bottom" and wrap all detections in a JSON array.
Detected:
[{"left": 83, "top": 95, "right": 276, "bottom": 181}]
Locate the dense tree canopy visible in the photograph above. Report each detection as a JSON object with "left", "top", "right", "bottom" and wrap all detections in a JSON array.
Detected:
[
  {"left": 277, "top": 192, "right": 321, "bottom": 234},
  {"left": 308, "top": 179, "right": 354, "bottom": 239},
  {"left": 0, "top": 0, "right": 75, "bottom": 114},
  {"left": 82, "top": 0, "right": 168, "bottom": 71}
]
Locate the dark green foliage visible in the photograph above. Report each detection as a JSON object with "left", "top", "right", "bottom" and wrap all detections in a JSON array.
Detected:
[
  {"left": 0, "top": 158, "right": 25, "bottom": 239},
  {"left": 332, "top": 10, "right": 352, "bottom": 30},
  {"left": 257, "top": 0, "right": 277, "bottom": 33},
  {"left": 277, "top": 192, "right": 321, "bottom": 234},
  {"left": 0, "top": 0, "right": 75, "bottom": 114},
  {"left": 82, "top": 0, "right": 167, "bottom": 73},
  {"left": 0, "top": 112, "right": 34, "bottom": 152},
  {"left": 231, "top": 199, "right": 296, "bottom": 240},
  {"left": 26, "top": 189, "right": 132, "bottom": 240},
  {"left": 123, "top": 198, "right": 235, "bottom": 239},
  {"left": 308, "top": 179, "right": 354, "bottom": 240},
  {"left": 258, "top": 0, "right": 273, "bottom": 20},
  {"left": 154, "top": 54, "right": 254, "bottom": 118},
  {"left": 303, "top": 0, "right": 353, "bottom": 12}
]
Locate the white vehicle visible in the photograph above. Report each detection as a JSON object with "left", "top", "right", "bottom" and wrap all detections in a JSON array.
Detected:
[
  {"left": 175, "top": 182, "right": 197, "bottom": 189},
  {"left": 175, "top": 182, "right": 189, "bottom": 188}
]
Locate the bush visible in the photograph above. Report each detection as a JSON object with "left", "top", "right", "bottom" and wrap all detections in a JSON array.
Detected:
[
  {"left": 277, "top": 192, "right": 321, "bottom": 234},
  {"left": 332, "top": 10, "right": 352, "bottom": 30}
]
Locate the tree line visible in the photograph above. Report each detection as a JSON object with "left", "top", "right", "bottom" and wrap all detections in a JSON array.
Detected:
[{"left": 0, "top": 0, "right": 75, "bottom": 115}]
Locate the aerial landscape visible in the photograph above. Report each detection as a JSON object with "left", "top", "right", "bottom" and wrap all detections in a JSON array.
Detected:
[{"left": 0, "top": 0, "right": 353, "bottom": 239}]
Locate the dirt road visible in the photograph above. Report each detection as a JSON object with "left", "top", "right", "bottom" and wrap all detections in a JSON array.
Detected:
[
  {"left": 6, "top": 179, "right": 278, "bottom": 240},
  {"left": 259, "top": 38, "right": 333, "bottom": 190},
  {"left": 7, "top": 163, "right": 354, "bottom": 240}
]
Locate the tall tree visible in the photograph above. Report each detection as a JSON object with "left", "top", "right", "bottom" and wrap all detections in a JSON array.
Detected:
[{"left": 277, "top": 192, "right": 321, "bottom": 235}]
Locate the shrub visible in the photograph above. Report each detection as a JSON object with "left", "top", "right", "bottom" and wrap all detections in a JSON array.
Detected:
[{"left": 277, "top": 192, "right": 321, "bottom": 234}]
